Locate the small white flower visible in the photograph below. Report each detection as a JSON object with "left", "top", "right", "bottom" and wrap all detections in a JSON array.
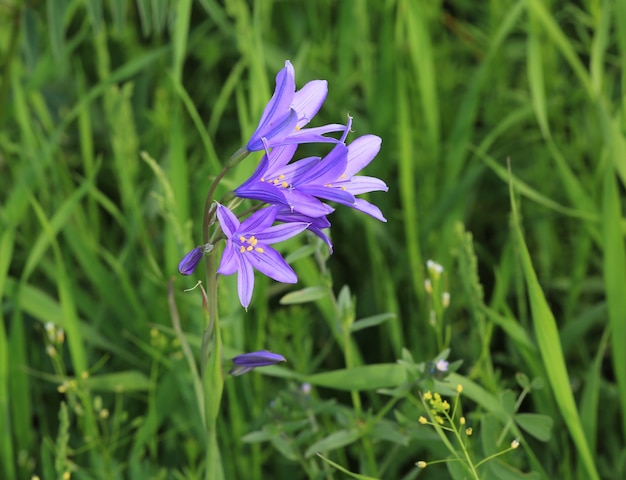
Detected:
[
  {"left": 426, "top": 260, "right": 444, "bottom": 275},
  {"left": 435, "top": 359, "right": 449, "bottom": 372}
]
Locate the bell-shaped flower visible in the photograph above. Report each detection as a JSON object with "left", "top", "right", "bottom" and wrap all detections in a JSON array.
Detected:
[
  {"left": 216, "top": 204, "right": 309, "bottom": 309},
  {"left": 246, "top": 60, "right": 346, "bottom": 152},
  {"left": 230, "top": 350, "right": 286, "bottom": 376},
  {"left": 235, "top": 135, "right": 388, "bottom": 221}
]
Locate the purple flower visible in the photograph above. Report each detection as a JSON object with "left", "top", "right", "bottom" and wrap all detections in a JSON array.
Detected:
[
  {"left": 247, "top": 61, "right": 346, "bottom": 152},
  {"left": 235, "top": 135, "right": 388, "bottom": 222},
  {"left": 178, "top": 247, "right": 203, "bottom": 275},
  {"left": 235, "top": 143, "right": 354, "bottom": 217},
  {"left": 216, "top": 204, "right": 309, "bottom": 309},
  {"left": 230, "top": 350, "right": 286, "bottom": 376}
]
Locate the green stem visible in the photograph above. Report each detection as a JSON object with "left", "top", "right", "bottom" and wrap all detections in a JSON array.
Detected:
[{"left": 199, "top": 146, "right": 248, "bottom": 480}]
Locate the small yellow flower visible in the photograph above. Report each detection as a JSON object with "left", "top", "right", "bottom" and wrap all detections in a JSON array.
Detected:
[
  {"left": 511, "top": 439, "right": 520, "bottom": 449},
  {"left": 435, "top": 415, "right": 444, "bottom": 425},
  {"left": 460, "top": 416, "right": 466, "bottom": 425},
  {"left": 456, "top": 384, "right": 463, "bottom": 394},
  {"left": 418, "top": 416, "right": 428, "bottom": 424},
  {"left": 99, "top": 409, "right": 110, "bottom": 419},
  {"left": 465, "top": 427, "right": 473, "bottom": 436},
  {"left": 416, "top": 461, "right": 427, "bottom": 468},
  {"left": 423, "top": 391, "right": 432, "bottom": 400},
  {"left": 62, "top": 472, "right": 71, "bottom": 480},
  {"left": 442, "top": 400, "right": 450, "bottom": 411}
]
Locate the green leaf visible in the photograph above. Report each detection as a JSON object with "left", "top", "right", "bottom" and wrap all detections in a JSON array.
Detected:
[
  {"left": 350, "top": 313, "right": 395, "bottom": 333},
  {"left": 305, "top": 429, "right": 361, "bottom": 458},
  {"left": 279, "top": 286, "right": 327, "bottom": 305},
  {"left": 304, "top": 364, "right": 406, "bottom": 391},
  {"left": 514, "top": 413, "right": 553, "bottom": 442},
  {"left": 85, "top": 371, "right": 151, "bottom": 392}
]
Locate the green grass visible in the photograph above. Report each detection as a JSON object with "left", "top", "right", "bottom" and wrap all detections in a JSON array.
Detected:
[{"left": 2, "top": 1, "right": 626, "bottom": 479}]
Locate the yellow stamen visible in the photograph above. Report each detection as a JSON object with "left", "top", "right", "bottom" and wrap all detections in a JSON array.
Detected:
[
  {"left": 240, "top": 246, "right": 246, "bottom": 253},
  {"left": 282, "top": 182, "right": 288, "bottom": 188},
  {"left": 239, "top": 236, "right": 246, "bottom": 242},
  {"left": 247, "top": 245, "right": 253, "bottom": 251},
  {"left": 255, "top": 247, "right": 264, "bottom": 253}
]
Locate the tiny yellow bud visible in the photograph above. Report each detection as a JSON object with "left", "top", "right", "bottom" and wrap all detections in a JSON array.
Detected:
[
  {"left": 423, "top": 391, "right": 432, "bottom": 400},
  {"left": 57, "top": 384, "right": 67, "bottom": 393},
  {"left": 456, "top": 384, "right": 463, "bottom": 393},
  {"left": 511, "top": 439, "right": 520, "bottom": 449},
  {"left": 80, "top": 371, "right": 89, "bottom": 380},
  {"left": 435, "top": 416, "right": 444, "bottom": 425},
  {"left": 418, "top": 416, "right": 428, "bottom": 424},
  {"left": 150, "top": 327, "right": 159, "bottom": 338},
  {"left": 100, "top": 409, "right": 110, "bottom": 419},
  {"left": 442, "top": 400, "right": 450, "bottom": 411},
  {"left": 460, "top": 416, "right": 466, "bottom": 425},
  {"left": 466, "top": 427, "right": 473, "bottom": 436},
  {"left": 416, "top": 461, "right": 427, "bottom": 468},
  {"left": 424, "top": 279, "right": 432, "bottom": 294},
  {"left": 62, "top": 472, "right": 71, "bottom": 480},
  {"left": 32, "top": 476, "right": 41, "bottom": 480}
]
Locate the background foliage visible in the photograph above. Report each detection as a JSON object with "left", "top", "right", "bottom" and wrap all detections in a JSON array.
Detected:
[{"left": 2, "top": 0, "right": 625, "bottom": 479}]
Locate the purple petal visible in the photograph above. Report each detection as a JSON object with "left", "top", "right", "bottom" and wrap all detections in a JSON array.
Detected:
[
  {"left": 253, "top": 222, "right": 310, "bottom": 244},
  {"left": 282, "top": 189, "right": 335, "bottom": 217},
  {"left": 235, "top": 181, "right": 288, "bottom": 207},
  {"left": 295, "top": 144, "right": 348, "bottom": 185},
  {"left": 233, "top": 350, "right": 286, "bottom": 367},
  {"left": 216, "top": 204, "right": 240, "bottom": 238},
  {"left": 257, "top": 61, "right": 295, "bottom": 128},
  {"left": 178, "top": 247, "right": 203, "bottom": 275},
  {"left": 345, "top": 135, "right": 382, "bottom": 176},
  {"left": 292, "top": 80, "right": 328, "bottom": 128},
  {"left": 237, "top": 256, "right": 255, "bottom": 308},
  {"left": 217, "top": 242, "right": 238, "bottom": 275},
  {"left": 339, "top": 176, "right": 388, "bottom": 195},
  {"left": 240, "top": 206, "right": 278, "bottom": 233},
  {"left": 247, "top": 62, "right": 296, "bottom": 151},
  {"left": 246, "top": 246, "right": 298, "bottom": 283},
  {"left": 265, "top": 144, "right": 298, "bottom": 171},
  {"left": 297, "top": 184, "right": 356, "bottom": 206},
  {"left": 352, "top": 198, "right": 387, "bottom": 222},
  {"left": 247, "top": 109, "right": 298, "bottom": 152},
  {"left": 237, "top": 153, "right": 270, "bottom": 189},
  {"left": 270, "top": 156, "right": 321, "bottom": 183},
  {"left": 279, "top": 124, "right": 347, "bottom": 146},
  {"left": 276, "top": 210, "right": 331, "bottom": 228}
]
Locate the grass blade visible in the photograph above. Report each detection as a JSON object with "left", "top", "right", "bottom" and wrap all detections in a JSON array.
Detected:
[{"left": 508, "top": 163, "right": 599, "bottom": 480}]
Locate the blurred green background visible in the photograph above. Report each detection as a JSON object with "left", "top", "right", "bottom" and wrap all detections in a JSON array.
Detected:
[{"left": 2, "top": 0, "right": 626, "bottom": 479}]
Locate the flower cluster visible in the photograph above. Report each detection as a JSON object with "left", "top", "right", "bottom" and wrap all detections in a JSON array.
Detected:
[
  {"left": 416, "top": 385, "right": 520, "bottom": 476},
  {"left": 179, "top": 60, "right": 388, "bottom": 309}
]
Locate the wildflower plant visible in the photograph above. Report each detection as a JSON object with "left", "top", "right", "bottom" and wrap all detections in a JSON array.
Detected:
[
  {"left": 416, "top": 385, "right": 521, "bottom": 479},
  {"left": 173, "top": 60, "right": 388, "bottom": 479}
]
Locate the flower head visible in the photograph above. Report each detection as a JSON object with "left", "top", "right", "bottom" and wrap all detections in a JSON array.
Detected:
[
  {"left": 230, "top": 350, "right": 286, "bottom": 376},
  {"left": 216, "top": 204, "right": 309, "bottom": 308},
  {"left": 236, "top": 131, "right": 388, "bottom": 222},
  {"left": 247, "top": 61, "right": 346, "bottom": 152},
  {"left": 178, "top": 247, "right": 204, "bottom": 275}
]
